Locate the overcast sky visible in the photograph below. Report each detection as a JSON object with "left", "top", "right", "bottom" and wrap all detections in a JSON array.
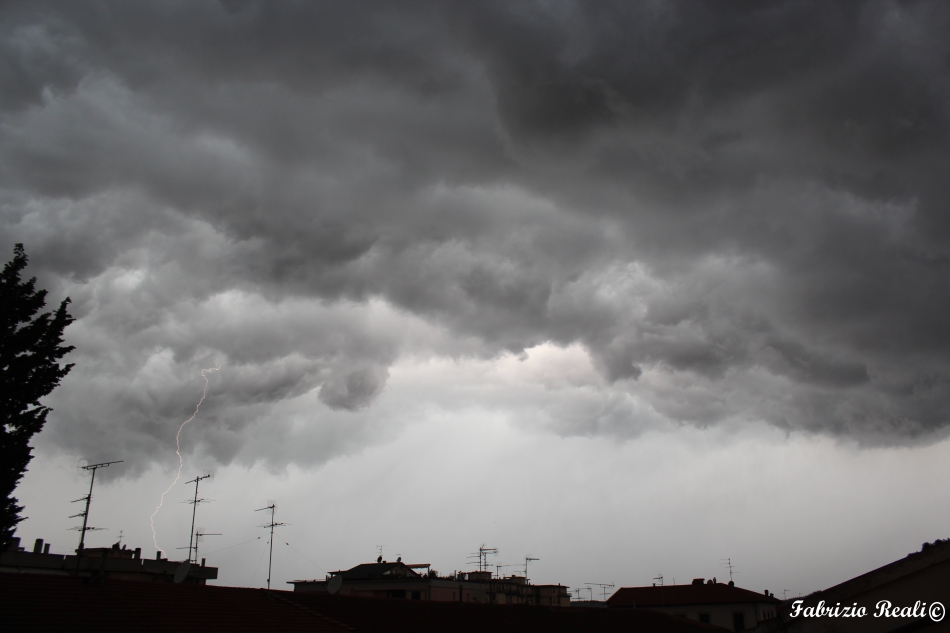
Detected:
[{"left": 5, "top": 0, "right": 950, "bottom": 598}]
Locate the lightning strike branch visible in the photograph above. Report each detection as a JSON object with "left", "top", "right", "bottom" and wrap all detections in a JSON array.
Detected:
[{"left": 149, "top": 363, "right": 223, "bottom": 557}]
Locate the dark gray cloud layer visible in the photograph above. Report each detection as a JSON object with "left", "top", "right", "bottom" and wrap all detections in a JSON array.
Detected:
[{"left": 2, "top": 0, "right": 949, "bottom": 471}]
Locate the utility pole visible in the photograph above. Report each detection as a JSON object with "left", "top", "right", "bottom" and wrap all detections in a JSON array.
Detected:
[
  {"left": 184, "top": 474, "right": 212, "bottom": 563},
  {"left": 256, "top": 503, "right": 286, "bottom": 590},
  {"left": 70, "top": 461, "right": 122, "bottom": 552}
]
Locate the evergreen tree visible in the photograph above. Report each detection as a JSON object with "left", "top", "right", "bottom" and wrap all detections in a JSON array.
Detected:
[{"left": 0, "top": 244, "right": 74, "bottom": 549}]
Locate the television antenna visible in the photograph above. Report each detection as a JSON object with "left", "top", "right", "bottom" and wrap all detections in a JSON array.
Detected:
[
  {"left": 256, "top": 503, "right": 287, "bottom": 590},
  {"left": 721, "top": 558, "right": 738, "bottom": 584},
  {"left": 376, "top": 545, "right": 384, "bottom": 562},
  {"left": 523, "top": 556, "right": 539, "bottom": 582},
  {"left": 70, "top": 460, "right": 122, "bottom": 552},
  {"left": 586, "top": 582, "right": 615, "bottom": 601},
  {"left": 653, "top": 574, "right": 664, "bottom": 586},
  {"left": 495, "top": 563, "right": 510, "bottom": 578},
  {"left": 194, "top": 528, "right": 221, "bottom": 563},
  {"left": 183, "top": 474, "right": 213, "bottom": 563},
  {"left": 468, "top": 545, "right": 497, "bottom": 572},
  {"left": 178, "top": 527, "right": 221, "bottom": 563}
]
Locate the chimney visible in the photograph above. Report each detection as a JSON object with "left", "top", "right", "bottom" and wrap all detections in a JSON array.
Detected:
[
  {"left": 201, "top": 558, "right": 206, "bottom": 567},
  {"left": 133, "top": 548, "right": 141, "bottom": 560},
  {"left": 156, "top": 551, "right": 162, "bottom": 560},
  {"left": 691, "top": 578, "right": 704, "bottom": 586},
  {"left": 43, "top": 543, "right": 50, "bottom": 554},
  {"left": 33, "top": 538, "right": 44, "bottom": 554}
]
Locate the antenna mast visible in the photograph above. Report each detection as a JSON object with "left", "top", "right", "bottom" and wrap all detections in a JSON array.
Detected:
[
  {"left": 653, "top": 574, "right": 664, "bottom": 586},
  {"left": 481, "top": 546, "right": 497, "bottom": 572},
  {"left": 586, "top": 582, "right": 615, "bottom": 601},
  {"left": 184, "top": 474, "right": 212, "bottom": 563},
  {"left": 721, "top": 558, "right": 738, "bottom": 584},
  {"left": 194, "top": 529, "right": 221, "bottom": 563},
  {"left": 467, "top": 544, "right": 497, "bottom": 572},
  {"left": 523, "top": 556, "right": 539, "bottom": 582},
  {"left": 70, "top": 460, "right": 122, "bottom": 552},
  {"left": 256, "top": 503, "right": 286, "bottom": 590}
]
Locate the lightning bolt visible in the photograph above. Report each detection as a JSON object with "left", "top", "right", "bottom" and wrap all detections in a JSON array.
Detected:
[{"left": 150, "top": 362, "right": 223, "bottom": 557}]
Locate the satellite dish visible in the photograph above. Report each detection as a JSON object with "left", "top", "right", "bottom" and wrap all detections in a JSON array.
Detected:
[
  {"left": 174, "top": 561, "right": 191, "bottom": 584},
  {"left": 327, "top": 576, "right": 343, "bottom": 594}
]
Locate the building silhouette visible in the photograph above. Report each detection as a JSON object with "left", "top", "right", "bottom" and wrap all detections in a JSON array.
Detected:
[
  {"left": 290, "top": 559, "right": 570, "bottom": 606},
  {"left": 1, "top": 536, "right": 217, "bottom": 585},
  {"left": 608, "top": 577, "right": 780, "bottom": 631}
]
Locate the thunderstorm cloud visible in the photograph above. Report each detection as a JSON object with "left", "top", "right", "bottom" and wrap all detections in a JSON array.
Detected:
[{"left": 2, "top": 0, "right": 950, "bottom": 476}]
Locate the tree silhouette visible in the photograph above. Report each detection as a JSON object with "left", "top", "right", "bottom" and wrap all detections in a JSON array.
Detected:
[{"left": 0, "top": 244, "right": 74, "bottom": 549}]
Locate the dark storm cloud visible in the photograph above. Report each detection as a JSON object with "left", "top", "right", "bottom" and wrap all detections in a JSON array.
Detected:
[{"left": 2, "top": 0, "right": 950, "bottom": 470}]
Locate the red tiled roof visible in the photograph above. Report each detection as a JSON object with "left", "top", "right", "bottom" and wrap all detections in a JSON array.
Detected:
[
  {"left": 1, "top": 573, "right": 724, "bottom": 632},
  {"left": 608, "top": 583, "right": 780, "bottom": 608}
]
